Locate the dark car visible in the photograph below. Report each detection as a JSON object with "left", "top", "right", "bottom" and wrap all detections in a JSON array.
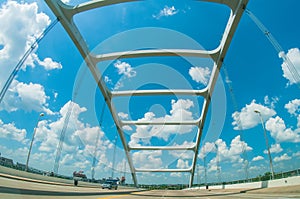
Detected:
[{"left": 101, "top": 180, "right": 118, "bottom": 190}]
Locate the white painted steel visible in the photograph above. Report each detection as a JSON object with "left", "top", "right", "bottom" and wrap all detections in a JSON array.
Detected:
[
  {"left": 111, "top": 88, "right": 208, "bottom": 97},
  {"left": 93, "top": 49, "right": 219, "bottom": 62},
  {"left": 121, "top": 120, "right": 199, "bottom": 126},
  {"left": 45, "top": 0, "right": 249, "bottom": 188},
  {"left": 129, "top": 145, "right": 196, "bottom": 151}
]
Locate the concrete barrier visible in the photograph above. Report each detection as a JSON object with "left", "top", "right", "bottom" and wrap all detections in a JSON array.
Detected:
[
  {"left": 268, "top": 176, "right": 300, "bottom": 187},
  {"left": 0, "top": 166, "right": 99, "bottom": 187},
  {"left": 191, "top": 176, "right": 300, "bottom": 190}
]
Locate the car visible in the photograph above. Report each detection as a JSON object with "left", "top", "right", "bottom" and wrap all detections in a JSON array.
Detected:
[{"left": 101, "top": 180, "right": 118, "bottom": 190}]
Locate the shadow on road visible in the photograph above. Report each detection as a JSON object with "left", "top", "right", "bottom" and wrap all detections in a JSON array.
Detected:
[{"left": 0, "top": 186, "right": 138, "bottom": 196}]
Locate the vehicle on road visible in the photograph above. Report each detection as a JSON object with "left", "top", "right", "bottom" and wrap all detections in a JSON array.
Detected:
[
  {"left": 101, "top": 180, "right": 118, "bottom": 190},
  {"left": 73, "top": 171, "right": 87, "bottom": 186}
]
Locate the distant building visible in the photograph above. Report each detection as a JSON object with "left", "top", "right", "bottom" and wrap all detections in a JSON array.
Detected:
[
  {"left": 0, "top": 157, "right": 13, "bottom": 167},
  {"left": 16, "top": 162, "right": 26, "bottom": 170}
]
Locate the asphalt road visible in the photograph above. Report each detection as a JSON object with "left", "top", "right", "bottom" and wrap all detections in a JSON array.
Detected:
[{"left": 1, "top": 176, "right": 300, "bottom": 199}]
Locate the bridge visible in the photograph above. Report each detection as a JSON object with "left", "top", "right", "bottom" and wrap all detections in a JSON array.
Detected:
[
  {"left": 0, "top": 0, "right": 299, "bottom": 193},
  {"left": 44, "top": 0, "right": 248, "bottom": 188}
]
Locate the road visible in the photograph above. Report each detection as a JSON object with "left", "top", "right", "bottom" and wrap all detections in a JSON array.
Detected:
[{"left": 1, "top": 176, "right": 300, "bottom": 199}]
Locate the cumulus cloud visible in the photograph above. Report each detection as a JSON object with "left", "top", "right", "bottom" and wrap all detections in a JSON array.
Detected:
[
  {"left": 264, "top": 95, "right": 279, "bottom": 109},
  {"left": 114, "top": 60, "right": 136, "bottom": 78},
  {"left": 274, "top": 153, "right": 291, "bottom": 162},
  {"left": 0, "top": 145, "right": 29, "bottom": 165},
  {"left": 285, "top": 99, "right": 300, "bottom": 116},
  {"left": 252, "top": 156, "right": 264, "bottom": 161},
  {"left": 176, "top": 159, "right": 189, "bottom": 169},
  {"left": 0, "top": 119, "right": 28, "bottom": 143},
  {"left": 153, "top": 6, "right": 178, "bottom": 19},
  {"left": 34, "top": 55, "right": 62, "bottom": 70},
  {"left": 169, "top": 141, "right": 195, "bottom": 159},
  {"left": 0, "top": 80, "right": 53, "bottom": 114},
  {"left": 279, "top": 48, "right": 300, "bottom": 85},
  {"left": 129, "top": 99, "right": 195, "bottom": 147},
  {"left": 118, "top": 112, "right": 129, "bottom": 120},
  {"left": 0, "top": 1, "right": 61, "bottom": 89},
  {"left": 122, "top": 125, "right": 133, "bottom": 131},
  {"left": 0, "top": 99, "right": 116, "bottom": 177},
  {"left": 265, "top": 116, "right": 300, "bottom": 143},
  {"left": 199, "top": 142, "right": 216, "bottom": 159},
  {"left": 132, "top": 150, "right": 162, "bottom": 169},
  {"left": 189, "top": 66, "right": 211, "bottom": 85},
  {"left": 207, "top": 136, "right": 252, "bottom": 171},
  {"left": 232, "top": 100, "right": 276, "bottom": 130},
  {"left": 32, "top": 101, "right": 113, "bottom": 174},
  {"left": 292, "top": 151, "right": 300, "bottom": 157},
  {"left": 217, "top": 135, "right": 252, "bottom": 162},
  {"left": 264, "top": 143, "right": 283, "bottom": 154},
  {"left": 104, "top": 75, "right": 112, "bottom": 85}
]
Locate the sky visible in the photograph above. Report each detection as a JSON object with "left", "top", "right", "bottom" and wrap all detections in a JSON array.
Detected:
[{"left": 0, "top": 0, "right": 299, "bottom": 185}]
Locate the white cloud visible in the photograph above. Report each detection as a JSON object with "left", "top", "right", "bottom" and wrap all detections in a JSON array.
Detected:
[
  {"left": 122, "top": 125, "right": 133, "bottom": 131},
  {"left": 114, "top": 60, "right": 136, "bottom": 78},
  {"left": 61, "top": 0, "right": 70, "bottom": 4},
  {"left": 170, "top": 172, "right": 182, "bottom": 178},
  {"left": 189, "top": 66, "right": 211, "bottom": 85},
  {"left": 129, "top": 99, "right": 195, "bottom": 147},
  {"left": 274, "top": 153, "right": 291, "bottom": 162},
  {"left": 279, "top": 48, "right": 300, "bottom": 85},
  {"left": 74, "top": 126, "right": 105, "bottom": 149},
  {"left": 176, "top": 159, "right": 189, "bottom": 169},
  {"left": 0, "top": 119, "right": 28, "bottom": 143},
  {"left": 285, "top": 99, "right": 300, "bottom": 116},
  {"left": 54, "top": 92, "right": 58, "bottom": 99},
  {"left": 33, "top": 101, "right": 112, "bottom": 172},
  {"left": 208, "top": 136, "right": 252, "bottom": 171},
  {"left": 0, "top": 145, "right": 29, "bottom": 165},
  {"left": 153, "top": 6, "right": 178, "bottom": 19},
  {"left": 132, "top": 150, "right": 162, "bottom": 169},
  {"left": 252, "top": 156, "right": 264, "bottom": 161},
  {"left": 263, "top": 143, "right": 283, "bottom": 154},
  {"left": 169, "top": 141, "right": 195, "bottom": 159},
  {"left": 0, "top": 1, "right": 61, "bottom": 89},
  {"left": 292, "top": 151, "right": 300, "bottom": 157},
  {"left": 0, "top": 100, "right": 115, "bottom": 178},
  {"left": 118, "top": 112, "right": 129, "bottom": 119},
  {"left": 0, "top": 80, "right": 53, "bottom": 114},
  {"left": 265, "top": 116, "right": 300, "bottom": 143},
  {"left": 232, "top": 100, "right": 276, "bottom": 130},
  {"left": 35, "top": 55, "right": 62, "bottom": 70},
  {"left": 104, "top": 75, "right": 112, "bottom": 84},
  {"left": 264, "top": 96, "right": 279, "bottom": 109},
  {"left": 199, "top": 142, "right": 216, "bottom": 159}
]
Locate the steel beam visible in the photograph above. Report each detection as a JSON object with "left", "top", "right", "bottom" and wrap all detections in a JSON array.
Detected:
[
  {"left": 93, "top": 48, "right": 219, "bottom": 62},
  {"left": 111, "top": 88, "right": 208, "bottom": 97},
  {"left": 121, "top": 120, "right": 199, "bottom": 126},
  {"left": 129, "top": 145, "right": 196, "bottom": 151}
]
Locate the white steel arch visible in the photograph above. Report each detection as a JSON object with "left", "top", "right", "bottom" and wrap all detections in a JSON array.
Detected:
[{"left": 45, "top": 0, "right": 249, "bottom": 187}]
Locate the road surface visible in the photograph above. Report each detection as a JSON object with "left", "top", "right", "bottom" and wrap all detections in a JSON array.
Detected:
[{"left": 1, "top": 176, "right": 300, "bottom": 199}]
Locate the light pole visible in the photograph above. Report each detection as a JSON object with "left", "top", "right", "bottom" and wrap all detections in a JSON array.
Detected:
[
  {"left": 254, "top": 110, "right": 275, "bottom": 180},
  {"left": 25, "top": 112, "right": 44, "bottom": 172}
]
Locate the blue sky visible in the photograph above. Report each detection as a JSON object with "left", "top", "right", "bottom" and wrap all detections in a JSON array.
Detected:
[{"left": 0, "top": 0, "right": 299, "bottom": 185}]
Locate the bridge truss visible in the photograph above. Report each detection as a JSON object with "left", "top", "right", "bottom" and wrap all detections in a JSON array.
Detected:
[{"left": 45, "top": 0, "right": 249, "bottom": 187}]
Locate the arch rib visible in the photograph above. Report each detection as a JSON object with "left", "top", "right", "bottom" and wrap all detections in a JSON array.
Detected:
[{"left": 45, "top": 0, "right": 249, "bottom": 188}]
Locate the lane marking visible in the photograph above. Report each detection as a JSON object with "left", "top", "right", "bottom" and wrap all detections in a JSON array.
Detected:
[{"left": 97, "top": 194, "right": 129, "bottom": 199}]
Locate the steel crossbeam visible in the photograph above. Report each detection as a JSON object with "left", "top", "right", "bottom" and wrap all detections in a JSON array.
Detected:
[{"left": 45, "top": 0, "right": 248, "bottom": 188}]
